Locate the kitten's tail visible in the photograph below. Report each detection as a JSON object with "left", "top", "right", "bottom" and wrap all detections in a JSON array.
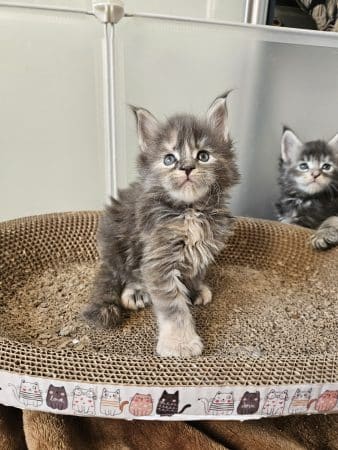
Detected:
[
  {"left": 82, "top": 265, "right": 123, "bottom": 328},
  {"left": 178, "top": 403, "right": 191, "bottom": 414}
]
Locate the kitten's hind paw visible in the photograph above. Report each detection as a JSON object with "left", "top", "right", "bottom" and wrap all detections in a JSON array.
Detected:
[
  {"left": 121, "top": 286, "right": 152, "bottom": 311},
  {"left": 193, "top": 284, "right": 213, "bottom": 306},
  {"left": 82, "top": 301, "right": 121, "bottom": 328},
  {"left": 311, "top": 227, "right": 338, "bottom": 250}
]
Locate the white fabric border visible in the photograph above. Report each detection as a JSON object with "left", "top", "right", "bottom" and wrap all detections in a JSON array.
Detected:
[{"left": 0, "top": 369, "right": 338, "bottom": 420}]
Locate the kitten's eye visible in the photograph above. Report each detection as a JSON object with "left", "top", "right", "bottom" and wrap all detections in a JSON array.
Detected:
[
  {"left": 197, "top": 150, "right": 210, "bottom": 162},
  {"left": 298, "top": 162, "right": 309, "bottom": 171},
  {"left": 322, "top": 163, "right": 332, "bottom": 171},
  {"left": 163, "top": 154, "right": 176, "bottom": 166}
]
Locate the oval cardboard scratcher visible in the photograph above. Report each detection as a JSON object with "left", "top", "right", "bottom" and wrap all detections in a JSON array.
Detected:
[{"left": 0, "top": 211, "right": 337, "bottom": 420}]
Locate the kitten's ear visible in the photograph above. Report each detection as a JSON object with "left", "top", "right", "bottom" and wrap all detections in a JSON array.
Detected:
[
  {"left": 281, "top": 128, "right": 302, "bottom": 162},
  {"left": 328, "top": 133, "right": 338, "bottom": 153},
  {"left": 207, "top": 91, "right": 230, "bottom": 141},
  {"left": 131, "top": 105, "right": 159, "bottom": 151}
]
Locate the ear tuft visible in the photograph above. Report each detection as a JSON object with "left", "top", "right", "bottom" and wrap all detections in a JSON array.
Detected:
[
  {"left": 281, "top": 127, "right": 302, "bottom": 162},
  {"left": 328, "top": 133, "right": 338, "bottom": 153},
  {"left": 206, "top": 91, "right": 232, "bottom": 141},
  {"left": 130, "top": 105, "right": 159, "bottom": 151}
]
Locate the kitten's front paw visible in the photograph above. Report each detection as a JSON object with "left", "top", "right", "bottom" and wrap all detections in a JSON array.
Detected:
[
  {"left": 156, "top": 333, "right": 203, "bottom": 357},
  {"left": 311, "top": 227, "right": 338, "bottom": 250},
  {"left": 121, "top": 286, "right": 152, "bottom": 310},
  {"left": 82, "top": 301, "right": 121, "bottom": 328},
  {"left": 193, "top": 284, "right": 212, "bottom": 306}
]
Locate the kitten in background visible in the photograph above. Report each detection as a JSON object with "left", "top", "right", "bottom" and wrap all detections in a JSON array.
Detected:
[
  {"left": 83, "top": 92, "right": 239, "bottom": 357},
  {"left": 275, "top": 127, "right": 338, "bottom": 249}
]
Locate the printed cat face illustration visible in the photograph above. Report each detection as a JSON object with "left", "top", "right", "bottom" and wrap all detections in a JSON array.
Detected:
[
  {"left": 132, "top": 394, "right": 152, "bottom": 404},
  {"left": 20, "top": 380, "right": 40, "bottom": 394},
  {"left": 266, "top": 389, "right": 276, "bottom": 400},
  {"left": 156, "top": 390, "right": 191, "bottom": 416},
  {"left": 212, "top": 392, "right": 233, "bottom": 403},
  {"left": 322, "top": 390, "right": 338, "bottom": 400},
  {"left": 73, "top": 387, "right": 82, "bottom": 397},
  {"left": 318, "top": 390, "right": 338, "bottom": 405},
  {"left": 262, "top": 389, "right": 289, "bottom": 416},
  {"left": 102, "top": 388, "right": 120, "bottom": 401},
  {"left": 237, "top": 391, "right": 260, "bottom": 415},
  {"left": 86, "top": 389, "right": 96, "bottom": 399},
  {"left": 293, "top": 388, "right": 312, "bottom": 400},
  {"left": 129, "top": 393, "right": 153, "bottom": 417},
  {"left": 241, "top": 391, "right": 260, "bottom": 405},
  {"left": 47, "top": 385, "right": 67, "bottom": 399},
  {"left": 73, "top": 387, "right": 96, "bottom": 400},
  {"left": 159, "top": 390, "right": 178, "bottom": 406},
  {"left": 46, "top": 385, "right": 68, "bottom": 410},
  {"left": 47, "top": 385, "right": 66, "bottom": 400},
  {"left": 279, "top": 390, "right": 288, "bottom": 401},
  {"left": 198, "top": 391, "right": 234, "bottom": 416},
  {"left": 72, "top": 386, "right": 96, "bottom": 415},
  {"left": 306, "top": 390, "right": 338, "bottom": 413},
  {"left": 12, "top": 380, "right": 43, "bottom": 407},
  {"left": 242, "top": 392, "right": 260, "bottom": 404}
]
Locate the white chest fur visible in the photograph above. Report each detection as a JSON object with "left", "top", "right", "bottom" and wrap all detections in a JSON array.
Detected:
[
  {"left": 184, "top": 210, "right": 206, "bottom": 245},
  {"left": 181, "top": 210, "right": 219, "bottom": 277}
]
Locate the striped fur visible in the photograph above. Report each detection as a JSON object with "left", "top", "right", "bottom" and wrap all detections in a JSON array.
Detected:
[{"left": 83, "top": 93, "right": 239, "bottom": 357}]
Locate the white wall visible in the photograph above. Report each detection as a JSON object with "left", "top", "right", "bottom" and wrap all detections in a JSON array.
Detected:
[{"left": 0, "top": 6, "right": 106, "bottom": 221}]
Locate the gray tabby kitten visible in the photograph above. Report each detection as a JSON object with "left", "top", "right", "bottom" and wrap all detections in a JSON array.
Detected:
[
  {"left": 276, "top": 127, "right": 338, "bottom": 249},
  {"left": 83, "top": 93, "right": 239, "bottom": 357}
]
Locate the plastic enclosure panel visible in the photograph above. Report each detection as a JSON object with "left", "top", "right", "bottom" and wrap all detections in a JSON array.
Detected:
[
  {"left": 0, "top": 0, "right": 92, "bottom": 10},
  {"left": 114, "top": 16, "right": 338, "bottom": 219},
  {"left": 0, "top": 6, "right": 106, "bottom": 221},
  {"left": 124, "top": 0, "right": 247, "bottom": 22}
]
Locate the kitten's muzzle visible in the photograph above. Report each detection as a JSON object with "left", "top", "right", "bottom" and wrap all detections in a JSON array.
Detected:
[{"left": 179, "top": 166, "right": 195, "bottom": 177}]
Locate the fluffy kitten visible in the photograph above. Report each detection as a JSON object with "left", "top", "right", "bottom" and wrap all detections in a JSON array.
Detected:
[
  {"left": 275, "top": 127, "right": 338, "bottom": 249},
  {"left": 83, "top": 92, "right": 239, "bottom": 357}
]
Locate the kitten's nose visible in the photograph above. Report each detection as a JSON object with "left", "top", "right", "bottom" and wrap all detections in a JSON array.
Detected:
[
  {"left": 180, "top": 166, "right": 194, "bottom": 176},
  {"left": 312, "top": 170, "right": 321, "bottom": 179}
]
